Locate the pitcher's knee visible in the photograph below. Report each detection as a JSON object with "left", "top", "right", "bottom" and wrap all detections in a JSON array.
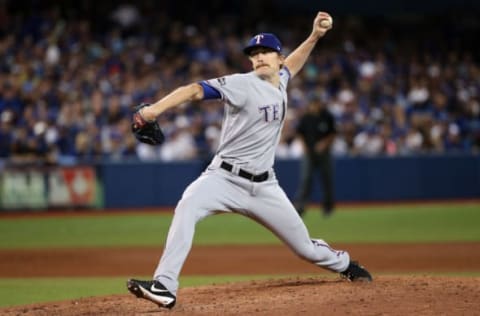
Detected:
[{"left": 174, "top": 196, "right": 210, "bottom": 222}]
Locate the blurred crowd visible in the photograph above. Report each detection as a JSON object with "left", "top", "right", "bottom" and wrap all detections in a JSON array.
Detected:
[{"left": 0, "top": 1, "right": 479, "bottom": 165}]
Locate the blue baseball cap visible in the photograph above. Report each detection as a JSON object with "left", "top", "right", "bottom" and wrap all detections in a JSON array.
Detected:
[{"left": 243, "top": 33, "right": 282, "bottom": 55}]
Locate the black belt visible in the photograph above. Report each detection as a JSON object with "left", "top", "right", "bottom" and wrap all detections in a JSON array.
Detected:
[{"left": 220, "top": 161, "right": 269, "bottom": 182}]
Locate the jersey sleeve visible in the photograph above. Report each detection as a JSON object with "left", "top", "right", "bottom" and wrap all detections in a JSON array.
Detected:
[
  {"left": 204, "top": 74, "right": 248, "bottom": 107},
  {"left": 279, "top": 66, "right": 291, "bottom": 87}
]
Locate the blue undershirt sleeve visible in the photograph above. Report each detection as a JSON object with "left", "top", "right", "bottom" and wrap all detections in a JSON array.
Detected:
[{"left": 199, "top": 81, "right": 222, "bottom": 100}]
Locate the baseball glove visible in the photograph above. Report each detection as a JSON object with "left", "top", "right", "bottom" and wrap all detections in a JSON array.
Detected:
[{"left": 131, "top": 103, "right": 165, "bottom": 145}]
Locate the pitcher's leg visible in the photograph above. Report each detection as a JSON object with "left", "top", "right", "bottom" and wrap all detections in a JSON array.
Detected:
[
  {"left": 153, "top": 173, "right": 230, "bottom": 295},
  {"left": 153, "top": 199, "right": 212, "bottom": 295},
  {"left": 248, "top": 183, "right": 349, "bottom": 272}
]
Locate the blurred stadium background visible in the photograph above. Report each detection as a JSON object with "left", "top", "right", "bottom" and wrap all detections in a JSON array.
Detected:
[{"left": 1, "top": 0, "right": 479, "bottom": 210}]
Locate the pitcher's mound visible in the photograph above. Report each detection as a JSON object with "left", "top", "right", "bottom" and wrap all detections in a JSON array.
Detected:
[{"left": 2, "top": 276, "right": 479, "bottom": 315}]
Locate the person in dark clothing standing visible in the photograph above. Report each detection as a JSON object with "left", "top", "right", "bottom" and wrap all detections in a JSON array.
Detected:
[{"left": 295, "top": 96, "right": 336, "bottom": 217}]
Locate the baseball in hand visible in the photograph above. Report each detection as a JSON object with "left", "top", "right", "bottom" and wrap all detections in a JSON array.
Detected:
[{"left": 320, "top": 18, "right": 332, "bottom": 28}]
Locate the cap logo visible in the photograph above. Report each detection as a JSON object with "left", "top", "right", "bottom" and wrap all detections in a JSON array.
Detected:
[
  {"left": 243, "top": 33, "right": 281, "bottom": 55},
  {"left": 254, "top": 34, "right": 264, "bottom": 44}
]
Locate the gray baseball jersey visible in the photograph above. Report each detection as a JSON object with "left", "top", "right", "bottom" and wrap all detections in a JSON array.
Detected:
[
  {"left": 153, "top": 68, "right": 350, "bottom": 295},
  {"left": 205, "top": 69, "right": 289, "bottom": 173}
]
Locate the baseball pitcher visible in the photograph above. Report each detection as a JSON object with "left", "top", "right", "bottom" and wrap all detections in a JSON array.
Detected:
[{"left": 128, "top": 11, "right": 372, "bottom": 309}]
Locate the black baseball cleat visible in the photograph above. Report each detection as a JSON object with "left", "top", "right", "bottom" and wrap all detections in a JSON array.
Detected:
[
  {"left": 127, "top": 279, "right": 176, "bottom": 309},
  {"left": 340, "top": 261, "right": 373, "bottom": 282}
]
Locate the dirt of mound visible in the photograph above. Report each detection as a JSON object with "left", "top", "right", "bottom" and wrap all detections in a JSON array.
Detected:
[{"left": 2, "top": 276, "right": 480, "bottom": 316}]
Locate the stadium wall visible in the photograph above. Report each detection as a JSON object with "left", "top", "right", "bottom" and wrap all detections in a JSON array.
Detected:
[
  {"left": 1, "top": 154, "right": 479, "bottom": 210},
  {"left": 102, "top": 154, "right": 480, "bottom": 208}
]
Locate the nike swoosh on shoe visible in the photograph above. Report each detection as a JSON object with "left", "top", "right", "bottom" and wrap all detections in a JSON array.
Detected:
[{"left": 150, "top": 283, "right": 170, "bottom": 293}]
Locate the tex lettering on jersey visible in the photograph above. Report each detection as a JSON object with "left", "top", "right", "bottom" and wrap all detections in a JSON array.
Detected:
[
  {"left": 258, "top": 103, "right": 281, "bottom": 122},
  {"left": 258, "top": 100, "right": 286, "bottom": 122}
]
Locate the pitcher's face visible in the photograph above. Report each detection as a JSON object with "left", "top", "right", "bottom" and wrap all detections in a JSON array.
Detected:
[{"left": 248, "top": 48, "right": 284, "bottom": 78}]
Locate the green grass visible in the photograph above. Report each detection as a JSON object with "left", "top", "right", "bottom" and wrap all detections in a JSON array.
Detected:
[
  {"left": 0, "top": 203, "right": 479, "bottom": 249},
  {"left": 0, "top": 277, "right": 126, "bottom": 307},
  {"left": 304, "top": 203, "right": 480, "bottom": 243}
]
